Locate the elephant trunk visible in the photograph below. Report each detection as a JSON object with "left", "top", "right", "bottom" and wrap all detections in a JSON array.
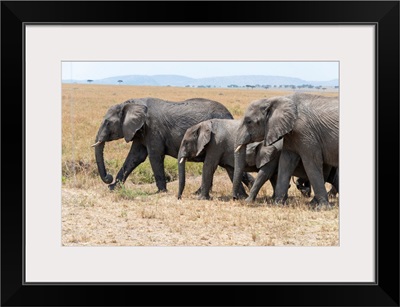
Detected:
[
  {"left": 177, "top": 155, "right": 186, "bottom": 199},
  {"left": 94, "top": 141, "right": 114, "bottom": 184},
  {"left": 232, "top": 143, "right": 247, "bottom": 199},
  {"left": 235, "top": 127, "right": 252, "bottom": 152}
]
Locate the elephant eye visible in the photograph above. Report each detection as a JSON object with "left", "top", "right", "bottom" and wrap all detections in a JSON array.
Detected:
[{"left": 245, "top": 119, "right": 252, "bottom": 125}]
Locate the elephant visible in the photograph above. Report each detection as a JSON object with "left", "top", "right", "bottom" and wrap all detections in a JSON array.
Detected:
[
  {"left": 233, "top": 139, "right": 339, "bottom": 203},
  {"left": 177, "top": 118, "right": 280, "bottom": 200},
  {"left": 92, "top": 97, "right": 233, "bottom": 192},
  {"left": 234, "top": 93, "right": 339, "bottom": 209},
  {"left": 177, "top": 118, "right": 339, "bottom": 202}
]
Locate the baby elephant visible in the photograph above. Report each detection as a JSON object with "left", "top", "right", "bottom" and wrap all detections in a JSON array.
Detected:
[{"left": 177, "top": 119, "right": 279, "bottom": 200}]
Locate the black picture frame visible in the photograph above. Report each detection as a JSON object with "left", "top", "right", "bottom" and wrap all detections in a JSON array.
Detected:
[{"left": 1, "top": 1, "right": 399, "bottom": 306}]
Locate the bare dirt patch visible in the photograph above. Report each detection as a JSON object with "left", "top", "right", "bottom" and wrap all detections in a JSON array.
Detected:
[{"left": 62, "top": 173, "right": 339, "bottom": 247}]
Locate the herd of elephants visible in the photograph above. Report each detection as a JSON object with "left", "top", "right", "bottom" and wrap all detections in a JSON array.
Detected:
[{"left": 91, "top": 92, "right": 339, "bottom": 210}]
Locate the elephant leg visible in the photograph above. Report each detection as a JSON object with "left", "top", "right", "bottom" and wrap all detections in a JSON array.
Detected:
[
  {"left": 241, "top": 172, "right": 255, "bottom": 189},
  {"left": 327, "top": 167, "right": 339, "bottom": 195},
  {"left": 109, "top": 143, "right": 148, "bottom": 190},
  {"left": 198, "top": 155, "right": 219, "bottom": 200},
  {"left": 327, "top": 167, "right": 339, "bottom": 198},
  {"left": 148, "top": 152, "right": 168, "bottom": 192},
  {"left": 225, "top": 166, "right": 248, "bottom": 199},
  {"left": 247, "top": 158, "right": 279, "bottom": 202},
  {"left": 193, "top": 187, "right": 202, "bottom": 195},
  {"left": 274, "top": 150, "right": 301, "bottom": 204},
  {"left": 296, "top": 178, "right": 311, "bottom": 197},
  {"left": 193, "top": 164, "right": 221, "bottom": 197},
  {"left": 193, "top": 184, "right": 213, "bottom": 196},
  {"left": 270, "top": 173, "right": 278, "bottom": 198},
  {"left": 301, "top": 155, "right": 330, "bottom": 209},
  {"left": 328, "top": 186, "right": 338, "bottom": 198}
]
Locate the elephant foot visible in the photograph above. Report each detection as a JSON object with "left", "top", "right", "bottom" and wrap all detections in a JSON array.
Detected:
[
  {"left": 328, "top": 189, "right": 338, "bottom": 198},
  {"left": 197, "top": 194, "right": 210, "bottom": 200},
  {"left": 313, "top": 203, "right": 333, "bottom": 211},
  {"left": 273, "top": 200, "right": 286, "bottom": 207},
  {"left": 193, "top": 187, "right": 202, "bottom": 195},
  {"left": 308, "top": 198, "right": 332, "bottom": 211},
  {"left": 238, "top": 193, "right": 249, "bottom": 200},
  {"left": 273, "top": 194, "right": 288, "bottom": 206},
  {"left": 232, "top": 193, "right": 248, "bottom": 201},
  {"left": 245, "top": 196, "right": 255, "bottom": 203},
  {"left": 193, "top": 185, "right": 213, "bottom": 195},
  {"left": 157, "top": 188, "right": 168, "bottom": 193},
  {"left": 108, "top": 181, "right": 122, "bottom": 191}
]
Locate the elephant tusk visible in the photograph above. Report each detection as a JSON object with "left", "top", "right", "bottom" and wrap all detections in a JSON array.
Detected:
[
  {"left": 234, "top": 145, "right": 242, "bottom": 153},
  {"left": 179, "top": 157, "right": 186, "bottom": 164},
  {"left": 91, "top": 141, "right": 102, "bottom": 148}
]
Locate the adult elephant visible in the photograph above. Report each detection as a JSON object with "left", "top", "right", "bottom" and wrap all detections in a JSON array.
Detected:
[
  {"left": 92, "top": 97, "right": 233, "bottom": 192},
  {"left": 234, "top": 93, "right": 339, "bottom": 209}
]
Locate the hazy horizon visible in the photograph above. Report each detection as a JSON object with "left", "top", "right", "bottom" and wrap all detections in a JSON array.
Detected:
[
  {"left": 63, "top": 73, "right": 339, "bottom": 82},
  {"left": 62, "top": 61, "right": 339, "bottom": 82}
]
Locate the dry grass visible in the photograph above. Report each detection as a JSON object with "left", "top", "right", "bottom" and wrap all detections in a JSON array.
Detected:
[{"left": 62, "top": 84, "right": 339, "bottom": 246}]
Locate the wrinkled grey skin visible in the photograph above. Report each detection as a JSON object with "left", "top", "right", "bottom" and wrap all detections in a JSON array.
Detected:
[
  {"left": 233, "top": 140, "right": 339, "bottom": 202},
  {"left": 235, "top": 93, "right": 339, "bottom": 209},
  {"left": 177, "top": 119, "right": 258, "bottom": 200},
  {"left": 232, "top": 140, "right": 281, "bottom": 202},
  {"left": 93, "top": 97, "right": 233, "bottom": 192}
]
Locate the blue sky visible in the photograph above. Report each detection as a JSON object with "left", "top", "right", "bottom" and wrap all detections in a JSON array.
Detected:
[{"left": 62, "top": 61, "right": 338, "bottom": 81}]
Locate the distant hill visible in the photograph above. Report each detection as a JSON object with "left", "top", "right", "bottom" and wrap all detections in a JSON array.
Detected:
[{"left": 63, "top": 74, "right": 339, "bottom": 88}]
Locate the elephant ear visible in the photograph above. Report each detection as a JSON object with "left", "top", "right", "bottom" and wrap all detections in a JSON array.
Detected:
[
  {"left": 255, "top": 142, "right": 280, "bottom": 168},
  {"left": 121, "top": 103, "right": 148, "bottom": 142},
  {"left": 245, "top": 142, "right": 260, "bottom": 166},
  {"left": 196, "top": 121, "right": 212, "bottom": 156},
  {"left": 263, "top": 97, "right": 297, "bottom": 146}
]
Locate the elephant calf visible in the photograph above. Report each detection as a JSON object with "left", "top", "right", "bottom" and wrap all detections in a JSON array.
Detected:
[{"left": 177, "top": 119, "right": 280, "bottom": 200}]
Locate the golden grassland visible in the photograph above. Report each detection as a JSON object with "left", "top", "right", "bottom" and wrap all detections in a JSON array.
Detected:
[{"left": 62, "top": 84, "right": 339, "bottom": 246}]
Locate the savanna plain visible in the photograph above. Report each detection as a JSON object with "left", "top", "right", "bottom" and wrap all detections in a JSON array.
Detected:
[{"left": 62, "top": 84, "right": 339, "bottom": 246}]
